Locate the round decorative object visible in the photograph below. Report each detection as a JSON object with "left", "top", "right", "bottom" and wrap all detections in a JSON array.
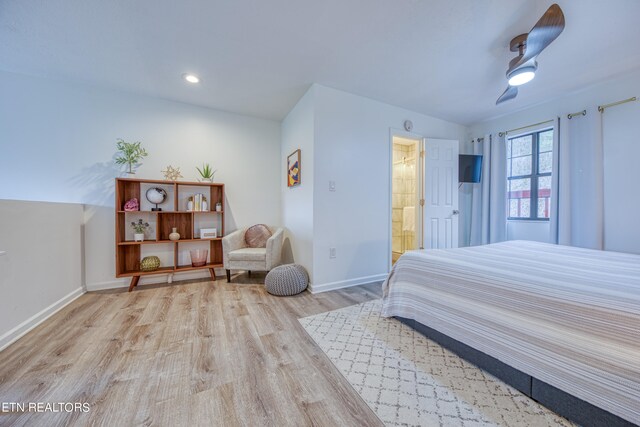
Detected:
[
  {"left": 245, "top": 224, "right": 272, "bottom": 248},
  {"left": 169, "top": 227, "right": 180, "bottom": 241},
  {"left": 403, "top": 120, "right": 413, "bottom": 132},
  {"left": 140, "top": 256, "right": 161, "bottom": 272},
  {"left": 146, "top": 187, "right": 167, "bottom": 211},
  {"left": 265, "top": 264, "right": 309, "bottom": 296}
]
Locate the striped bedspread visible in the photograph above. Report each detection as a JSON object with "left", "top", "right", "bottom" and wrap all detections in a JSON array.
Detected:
[{"left": 381, "top": 240, "right": 640, "bottom": 424}]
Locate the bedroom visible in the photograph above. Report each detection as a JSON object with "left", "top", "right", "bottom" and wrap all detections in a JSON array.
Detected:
[{"left": 0, "top": 0, "right": 639, "bottom": 426}]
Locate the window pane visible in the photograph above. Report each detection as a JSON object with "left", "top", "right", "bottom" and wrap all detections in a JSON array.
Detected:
[
  {"left": 510, "top": 135, "right": 532, "bottom": 157},
  {"left": 539, "top": 130, "right": 553, "bottom": 152},
  {"left": 509, "top": 198, "right": 530, "bottom": 218},
  {"left": 538, "top": 175, "right": 551, "bottom": 191},
  {"left": 511, "top": 155, "right": 532, "bottom": 176},
  {"left": 537, "top": 198, "right": 550, "bottom": 219},
  {"left": 537, "top": 176, "right": 551, "bottom": 219},
  {"left": 510, "top": 199, "right": 519, "bottom": 217},
  {"left": 539, "top": 152, "right": 553, "bottom": 173},
  {"left": 508, "top": 178, "right": 531, "bottom": 218}
]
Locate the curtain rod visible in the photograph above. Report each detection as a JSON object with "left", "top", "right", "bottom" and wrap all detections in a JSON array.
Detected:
[
  {"left": 598, "top": 96, "right": 637, "bottom": 113},
  {"left": 498, "top": 119, "right": 554, "bottom": 137},
  {"left": 470, "top": 137, "right": 484, "bottom": 143},
  {"left": 567, "top": 110, "right": 586, "bottom": 119}
]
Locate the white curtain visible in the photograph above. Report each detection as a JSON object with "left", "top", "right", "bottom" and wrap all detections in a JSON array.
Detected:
[
  {"left": 469, "top": 133, "right": 507, "bottom": 245},
  {"left": 549, "top": 109, "right": 604, "bottom": 249}
]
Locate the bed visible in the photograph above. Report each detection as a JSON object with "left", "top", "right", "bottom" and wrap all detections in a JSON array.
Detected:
[{"left": 382, "top": 240, "right": 640, "bottom": 426}]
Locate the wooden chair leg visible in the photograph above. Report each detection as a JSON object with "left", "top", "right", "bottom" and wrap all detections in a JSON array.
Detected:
[
  {"left": 226, "top": 269, "right": 231, "bottom": 283},
  {"left": 128, "top": 275, "right": 140, "bottom": 292},
  {"left": 209, "top": 268, "right": 216, "bottom": 281},
  {"left": 248, "top": 270, "right": 251, "bottom": 277}
]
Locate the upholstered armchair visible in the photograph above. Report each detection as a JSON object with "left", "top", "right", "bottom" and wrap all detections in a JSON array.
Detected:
[{"left": 222, "top": 226, "right": 284, "bottom": 282}]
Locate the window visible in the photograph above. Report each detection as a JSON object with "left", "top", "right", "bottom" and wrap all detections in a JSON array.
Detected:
[{"left": 507, "top": 129, "right": 553, "bottom": 220}]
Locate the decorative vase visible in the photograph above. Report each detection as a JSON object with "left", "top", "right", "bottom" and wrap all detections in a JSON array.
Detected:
[
  {"left": 187, "top": 200, "right": 194, "bottom": 211},
  {"left": 134, "top": 233, "right": 144, "bottom": 242},
  {"left": 140, "top": 256, "right": 161, "bottom": 272},
  {"left": 189, "top": 249, "right": 208, "bottom": 267},
  {"left": 202, "top": 201, "right": 208, "bottom": 211},
  {"left": 169, "top": 227, "right": 180, "bottom": 241},
  {"left": 215, "top": 202, "right": 222, "bottom": 212}
]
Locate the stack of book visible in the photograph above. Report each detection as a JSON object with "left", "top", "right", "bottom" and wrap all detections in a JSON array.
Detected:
[{"left": 192, "top": 193, "right": 207, "bottom": 211}]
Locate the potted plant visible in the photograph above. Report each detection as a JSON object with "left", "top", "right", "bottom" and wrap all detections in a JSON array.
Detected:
[
  {"left": 196, "top": 163, "right": 216, "bottom": 182},
  {"left": 131, "top": 219, "right": 150, "bottom": 241},
  {"left": 115, "top": 139, "right": 148, "bottom": 174}
]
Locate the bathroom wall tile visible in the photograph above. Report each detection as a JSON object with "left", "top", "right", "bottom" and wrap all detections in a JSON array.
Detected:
[
  {"left": 392, "top": 237, "right": 401, "bottom": 253},
  {"left": 393, "top": 178, "right": 402, "bottom": 192},
  {"left": 392, "top": 221, "right": 401, "bottom": 235},
  {"left": 406, "top": 234, "right": 415, "bottom": 250},
  {"left": 392, "top": 194, "right": 401, "bottom": 208}
]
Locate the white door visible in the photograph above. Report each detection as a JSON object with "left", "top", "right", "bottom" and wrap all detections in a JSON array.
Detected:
[{"left": 422, "top": 139, "right": 459, "bottom": 249}]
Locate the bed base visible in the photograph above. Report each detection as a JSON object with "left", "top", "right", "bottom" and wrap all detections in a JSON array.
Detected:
[{"left": 396, "top": 316, "right": 636, "bottom": 427}]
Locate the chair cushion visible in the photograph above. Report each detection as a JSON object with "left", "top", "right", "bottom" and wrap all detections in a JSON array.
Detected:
[
  {"left": 265, "top": 264, "right": 308, "bottom": 296},
  {"left": 229, "top": 247, "right": 267, "bottom": 262},
  {"left": 245, "top": 224, "right": 272, "bottom": 248}
]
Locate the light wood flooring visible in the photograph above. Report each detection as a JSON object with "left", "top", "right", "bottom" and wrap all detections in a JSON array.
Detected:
[{"left": 0, "top": 274, "right": 383, "bottom": 426}]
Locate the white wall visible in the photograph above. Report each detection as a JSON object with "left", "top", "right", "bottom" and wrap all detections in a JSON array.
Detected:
[
  {"left": 469, "top": 69, "right": 640, "bottom": 249},
  {"left": 0, "top": 70, "right": 282, "bottom": 289},
  {"left": 0, "top": 200, "right": 84, "bottom": 350},
  {"left": 310, "top": 85, "right": 468, "bottom": 291},
  {"left": 602, "top": 99, "right": 640, "bottom": 254},
  {"left": 281, "top": 87, "right": 316, "bottom": 280},
  {"left": 506, "top": 221, "right": 550, "bottom": 243}
]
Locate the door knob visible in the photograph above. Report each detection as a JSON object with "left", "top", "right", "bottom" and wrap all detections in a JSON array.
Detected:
[{"left": 452, "top": 210, "right": 459, "bottom": 215}]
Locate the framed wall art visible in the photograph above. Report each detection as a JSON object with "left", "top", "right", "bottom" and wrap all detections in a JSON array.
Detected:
[{"left": 287, "top": 149, "right": 301, "bottom": 187}]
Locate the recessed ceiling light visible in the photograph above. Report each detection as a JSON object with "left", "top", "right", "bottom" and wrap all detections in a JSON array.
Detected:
[
  {"left": 507, "top": 66, "right": 536, "bottom": 86},
  {"left": 183, "top": 74, "right": 200, "bottom": 84}
]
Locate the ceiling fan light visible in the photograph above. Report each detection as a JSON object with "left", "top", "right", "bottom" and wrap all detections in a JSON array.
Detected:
[{"left": 508, "top": 67, "right": 536, "bottom": 86}]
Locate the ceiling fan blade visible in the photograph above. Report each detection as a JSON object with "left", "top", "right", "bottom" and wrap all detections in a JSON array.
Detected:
[
  {"left": 496, "top": 86, "right": 518, "bottom": 105},
  {"left": 508, "top": 4, "right": 565, "bottom": 75}
]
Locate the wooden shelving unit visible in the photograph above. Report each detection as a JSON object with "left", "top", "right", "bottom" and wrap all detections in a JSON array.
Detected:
[{"left": 115, "top": 178, "right": 225, "bottom": 291}]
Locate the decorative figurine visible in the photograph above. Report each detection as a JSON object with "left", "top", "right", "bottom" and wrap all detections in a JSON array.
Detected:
[{"left": 162, "top": 165, "right": 183, "bottom": 181}]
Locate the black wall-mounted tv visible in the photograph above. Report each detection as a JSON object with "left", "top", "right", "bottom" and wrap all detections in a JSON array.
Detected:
[{"left": 459, "top": 155, "right": 483, "bottom": 183}]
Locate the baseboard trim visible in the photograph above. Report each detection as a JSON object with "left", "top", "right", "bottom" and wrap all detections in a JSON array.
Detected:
[
  {"left": 0, "top": 287, "right": 85, "bottom": 352},
  {"left": 85, "top": 269, "right": 221, "bottom": 292},
  {"left": 309, "top": 273, "right": 387, "bottom": 294}
]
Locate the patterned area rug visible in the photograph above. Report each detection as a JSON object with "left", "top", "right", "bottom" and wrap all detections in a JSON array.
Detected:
[{"left": 299, "top": 300, "right": 574, "bottom": 427}]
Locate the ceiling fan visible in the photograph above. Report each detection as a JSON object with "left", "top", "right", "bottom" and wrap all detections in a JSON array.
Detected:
[{"left": 496, "top": 4, "right": 565, "bottom": 105}]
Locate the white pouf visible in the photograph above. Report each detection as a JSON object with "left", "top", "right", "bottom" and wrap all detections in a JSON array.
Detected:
[{"left": 265, "top": 264, "right": 308, "bottom": 296}]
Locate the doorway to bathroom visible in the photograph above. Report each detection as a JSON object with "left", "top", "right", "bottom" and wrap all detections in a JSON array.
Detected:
[{"left": 391, "top": 135, "right": 420, "bottom": 264}]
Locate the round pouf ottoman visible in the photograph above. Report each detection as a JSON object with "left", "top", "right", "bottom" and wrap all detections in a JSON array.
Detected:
[{"left": 265, "top": 264, "right": 308, "bottom": 296}]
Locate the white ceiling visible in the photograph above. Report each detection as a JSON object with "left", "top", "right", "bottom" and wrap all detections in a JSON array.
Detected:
[{"left": 1, "top": 0, "right": 639, "bottom": 125}]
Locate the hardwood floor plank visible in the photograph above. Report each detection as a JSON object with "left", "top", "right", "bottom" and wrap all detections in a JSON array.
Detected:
[{"left": 0, "top": 277, "right": 383, "bottom": 426}]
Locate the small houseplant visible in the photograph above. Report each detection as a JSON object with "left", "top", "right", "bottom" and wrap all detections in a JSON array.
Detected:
[
  {"left": 196, "top": 163, "right": 216, "bottom": 182},
  {"left": 115, "top": 139, "right": 148, "bottom": 174},
  {"left": 131, "top": 219, "right": 150, "bottom": 241}
]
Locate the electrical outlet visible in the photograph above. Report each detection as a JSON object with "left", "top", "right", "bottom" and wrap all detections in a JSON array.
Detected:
[
  {"left": 329, "top": 247, "right": 336, "bottom": 259},
  {"left": 329, "top": 180, "right": 336, "bottom": 192}
]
